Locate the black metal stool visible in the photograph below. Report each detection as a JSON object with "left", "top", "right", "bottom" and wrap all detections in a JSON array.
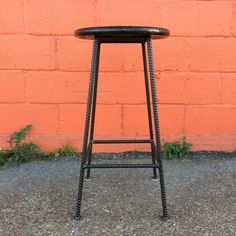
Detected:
[{"left": 74, "top": 26, "right": 169, "bottom": 220}]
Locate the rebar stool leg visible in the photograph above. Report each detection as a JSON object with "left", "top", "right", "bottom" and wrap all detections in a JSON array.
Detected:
[
  {"left": 74, "top": 39, "right": 99, "bottom": 220},
  {"left": 141, "top": 43, "right": 158, "bottom": 180},
  {"left": 86, "top": 43, "right": 101, "bottom": 180},
  {"left": 147, "top": 38, "right": 168, "bottom": 220}
]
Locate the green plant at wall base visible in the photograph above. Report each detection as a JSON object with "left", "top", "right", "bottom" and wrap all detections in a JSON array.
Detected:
[
  {"left": 44, "top": 149, "right": 60, "bottom": 158},
  {"left": 59, "top": 143, "right": 77, "bottom": 156},
  {"left": 0, "top": 125, "right": 40, "bottom": 167},
  {"left": 0, "top": 148, "right": 9, "bottom": 166},
  {"left": 8, "top": 124, "right": 32, "bottom": 148},
  {"left": 44, "top": 143, "right": 77, "bottom": 158},
  {"left": 9, "top": 142, "right": 40, "bottom": 164},
  {"left": 162, "top": 136, "right": 192, "bottom": 160}
]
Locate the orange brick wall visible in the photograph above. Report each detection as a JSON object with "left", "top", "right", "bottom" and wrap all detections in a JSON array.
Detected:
[{"left": 1, "top": 0, "right": 236, "bottom": 152}]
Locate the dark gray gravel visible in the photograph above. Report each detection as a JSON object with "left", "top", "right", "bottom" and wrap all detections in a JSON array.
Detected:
[{"left": 0, "top": 152, "right": 235, "bottom": 236}]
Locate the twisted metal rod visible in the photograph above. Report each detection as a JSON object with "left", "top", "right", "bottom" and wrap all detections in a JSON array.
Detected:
[
  {"left": 74, "top": 39, "right": 99, "bottom": 220},
  {"left": 142, "top": 42, "right": 158, "bottom": 179},
  {"left": 86, "top": 42, "right": 101, "bottom": 179},
  {"left": 147, "top": 38, "right": 168, "bottom": 220}
]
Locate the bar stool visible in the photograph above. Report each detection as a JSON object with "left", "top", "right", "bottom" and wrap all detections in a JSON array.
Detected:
[{"left": 73, "top": 26, "right": 169, "bottom": 221}]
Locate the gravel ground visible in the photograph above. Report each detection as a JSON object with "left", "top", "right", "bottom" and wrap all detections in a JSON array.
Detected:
[{"left": 0, "top": 152, "right": 235, "bottom": 236}]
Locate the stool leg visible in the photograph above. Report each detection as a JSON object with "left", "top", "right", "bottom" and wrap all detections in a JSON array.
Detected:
[
  {"left": 74, "top": 39, "right": 99, "bottom": 220},
  {"left": 147, "top": 38, "right": 169, "bottom": 220},
  {"left": 86, "top": 42, "right": 101, "bottom": 179},
  {"left": 141, "top": 43, "right": 158, "bottom": 180}
]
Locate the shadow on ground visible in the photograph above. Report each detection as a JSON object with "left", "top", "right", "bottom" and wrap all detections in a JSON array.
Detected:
[{"left": 0, "top": 152, "right": 235, "bottom": 235}]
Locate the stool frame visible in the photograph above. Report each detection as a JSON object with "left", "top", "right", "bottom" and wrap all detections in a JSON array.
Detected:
[{"left": 74, "top": 36, "right": 168, "bottom": 221}]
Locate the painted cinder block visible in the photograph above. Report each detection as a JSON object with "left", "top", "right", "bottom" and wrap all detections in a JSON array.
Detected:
[
  {"left": 149, "top": 72, "right": 221, "bottom": 105},
  {"left": 91, "top": 105, "right": 123, "bottom": 136},
  {"left": 123, "top": 105, "right": 185, "bottom": 136},
  {"left": 0, "top": 35, "right": 55, "bottom": 70},
  {"left": 56, "top": 37, "right": 92, "bottom": 71},
  {"left": 156, "top": 72, "right": 186, "bottom": 104},
  {"left": 59, "top": 104, "right": 122, "bottom": 136},
  {"left": 183, "top": 74, "right": 221, "bottom": 105},
  {"left": 190, "top": 38, "right": 236, "bottom": 72},
  {"left": 25, "top": 71, "right": 152, "bottom": 105},
  {"left": 0, "top": 104, "right": 28, "bottom": 134},
  {"left": 96, "top": 72, "right": 146, "bottom": 104},
  {"left": 152, "top": 37, "right": 191, "bottom": 72},
  {"left": 26, "top": 105, "right": 59, "bottom": 135},
  {"left": 0, "top": 0, "right": 24, "bottom": 33},
  {"left": 57, "top": 37, "right": 124, "bottom": 71},
  {"left": 26, "top": 0, "right": 95, "bottom": 35},
  {"left": 0, "top": 71, "right": 25, "bottom": 103},
  {"left": 25, "top": 71, "right": 89, "bottom": 104},
  {"left": 122, "top": 37, "right": 191, "bottom": 72},
  {"left": 122, "top": 105, "right": 149, "bottom": 136},
  {"left": 97, "top": 0, "right": 162, "bottom": 26},
  {"left": 0, "top": 104, "right": 58, "bottom": 144},
  {"left": 185, "top": 106, "right": 236, "bottom": 135},
  {"left": 161, "top": 0, "right": 198, "bottom": 36},
  {"left": 187, "top": 135, "right": 236, "bottom": 152},
  {"left": 59, "top": 104, "right": 86, "bottom": 135},
  {"left": 161, "top": 0, "right": 231, "bottom": 36},
  {"left": 221, "top": 74, "right": 236, "bottom": 104},
  {"left": 197, "top": 1, "right": 231, "bottom": 36},
  {"left": 99, "top": 44, "right": 124, "bottom": 72}
]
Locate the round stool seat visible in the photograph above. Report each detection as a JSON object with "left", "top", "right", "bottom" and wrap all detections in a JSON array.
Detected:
[{"left": 75, "top": 26, "right": 169, "bottom": 40}]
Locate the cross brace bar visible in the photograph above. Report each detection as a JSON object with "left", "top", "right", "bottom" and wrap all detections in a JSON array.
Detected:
[
  {"left": 92, "top": 139, "right": 152, "bottom": 144},
  {"left": 84, "top": 163, "right": 159, "bottom": 169}
]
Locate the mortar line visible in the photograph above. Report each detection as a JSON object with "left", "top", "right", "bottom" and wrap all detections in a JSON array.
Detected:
[{"left": 3, "top": 68, "right": 236, "bottom": 74}]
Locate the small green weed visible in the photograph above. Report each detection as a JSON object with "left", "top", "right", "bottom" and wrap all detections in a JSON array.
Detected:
[
  {"left": 44, "top": 143, "right": 77, "bottom": 158},
  {"left": 9, "top": 142, "right": 40, "bottom": 164},
  {"left": 9, "top": 124, "right": 32, "bottom": 148},
  {"left": 0, "top": 148, "right": 9, "bottom": 166},
  {"left": 59, "top": 143, "right": 77, "bottom": 156},
  {"left": 162, "top": 136, "right": 192, "bottom": 160},
  {"left": 0, "top": 125, "right": 40, "bottom": 167},
  {"left": 44, "top": 149, "right": 60, "bottom": 158}
]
